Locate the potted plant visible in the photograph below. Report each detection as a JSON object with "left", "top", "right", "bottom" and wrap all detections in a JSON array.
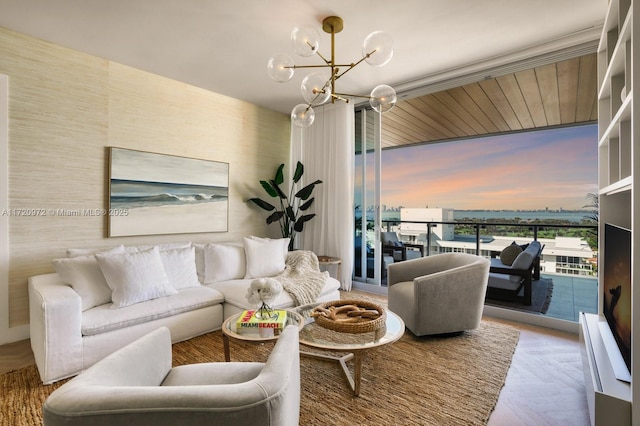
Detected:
[{"left": 248, "top": 162, "right": 322, "bottom": 251}]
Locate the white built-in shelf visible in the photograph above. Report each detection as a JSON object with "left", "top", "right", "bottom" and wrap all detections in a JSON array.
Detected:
[
  {"left": 588, "top": 0, "right": 636, "bottom": 424},
  {"left": 599, "top": 93, "right": 632, "bottom": 147},
  {"left": 598, "top": 5, "right": 632, "bottom": 100},
  {"left": 580, "top": 313, "right": 631, "bottom": 425},
  {"left": 600, "top": 176, "right": 633, "bottom": 195}
]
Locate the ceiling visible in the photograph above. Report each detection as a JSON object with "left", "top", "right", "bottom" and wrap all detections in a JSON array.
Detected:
[
  {"left": 382, "top": 53, "right": 598, "bottom": 148},
  {"left": 0, "top": 0, "right": 606, "bottom": 142}
]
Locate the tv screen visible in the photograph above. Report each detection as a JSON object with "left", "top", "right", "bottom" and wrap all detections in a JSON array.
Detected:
[{"left": 603, "top": 223, "right": 632, "bottom": 375}]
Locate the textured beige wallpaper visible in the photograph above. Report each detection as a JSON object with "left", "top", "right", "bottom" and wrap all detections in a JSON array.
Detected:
[{"left": 0, "top": 27, "right": 290, "bottom": 327}]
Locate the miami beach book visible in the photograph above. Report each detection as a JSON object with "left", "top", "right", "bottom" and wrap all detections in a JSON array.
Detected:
[{"left": 235, "top": 310, "right": 288, "bottom": 335}]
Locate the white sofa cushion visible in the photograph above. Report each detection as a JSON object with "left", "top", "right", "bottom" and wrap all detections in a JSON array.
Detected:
[
  {"left": 207, "top": 276, "right": 340, "bottom": 311},
  {"left": 81, "top": 286, "right": 224, "bottom": 336},
  {"left": 243, "top": 237, "right": 289, "bottom": 279},
  {"left": 203, "top": 242, "right": 246, "bottom": 283},
  {"left": 159, "top": 246, "right": 201, "bottom": 290},
  {"left": 487, "top": 272, "right": 521, "bottom": 290},
  {"left": 53, "top": 246, "right": 126, "bottom": 311},
  {"left": 95, "top": 247, "right": 177, "bottom": 308}
]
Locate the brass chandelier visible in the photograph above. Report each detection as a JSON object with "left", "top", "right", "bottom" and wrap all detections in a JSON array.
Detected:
[{"left": 267, "top": 16, "right": 397, "bottom": 127}]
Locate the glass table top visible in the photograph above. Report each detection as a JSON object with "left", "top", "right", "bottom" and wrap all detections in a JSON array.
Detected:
[{"left": 293, "top": 303, "right": 405, "bottom": 351}]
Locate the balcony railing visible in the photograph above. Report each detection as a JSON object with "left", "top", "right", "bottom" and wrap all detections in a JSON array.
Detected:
[
  {"left": 354, "top": 219, "right": 598, "bottom": 322},
  {"left": 381, "top": 219, "right": 597, "bottom": 258}
]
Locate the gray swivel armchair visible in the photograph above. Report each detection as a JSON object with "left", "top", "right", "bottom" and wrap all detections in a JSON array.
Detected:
[
  {"left": 43, "top": 326, "right": 300, "bottom": 426},
  {"left": 387, "top": 253, "right": 490, "bottom": 336}
]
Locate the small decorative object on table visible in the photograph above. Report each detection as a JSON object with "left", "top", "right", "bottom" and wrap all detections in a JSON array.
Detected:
[
  {"left": 246, "top": 277, "right": 283, "bottom": 320},
  {"left": 235, "top": 309, "right": 288, "bottom": 336},
  {"left": 311, "top": 299, "right": 386, "bottom": 334}
]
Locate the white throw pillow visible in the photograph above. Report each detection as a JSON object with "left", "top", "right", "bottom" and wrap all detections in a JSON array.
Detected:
[
  {"left": 160, "top": 246, "right": 201, "bottom": 290},
  {"left": 243, "top": 237, "right": 290, "bottom": 279},
  {"left": 54, "top": 246, "right": 127, "bottom": 311},
  {"left": 131, "top": 242, "right": 192, "bottom": 252},
  {"left": 95, "top": 247, "right": 177, "bottom": 308},
  {"left": 192, "top": 243, "right": 206, "bottom": 282},
  {"left": 203, "top": 243, "right": 246, "bottom": 283},
  {"left": 66, "top": 245, "right": 125, "bottom": 258}
]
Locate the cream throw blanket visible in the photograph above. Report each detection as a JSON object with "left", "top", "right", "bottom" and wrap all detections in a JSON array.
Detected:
[{"left": 275, "top": 250, "right": 328, "bottom": 306}]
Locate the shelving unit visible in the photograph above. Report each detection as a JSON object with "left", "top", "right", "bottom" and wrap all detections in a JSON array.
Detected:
[{"left": 581, "top": 0, "right": 638, "bottom": 424}]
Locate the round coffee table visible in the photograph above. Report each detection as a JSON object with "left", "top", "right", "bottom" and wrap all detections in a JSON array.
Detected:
[
  {"left": 294, "top": 303, "right": 405, "bottom": 396},
  {"left": 221, "top": 310, "right": 304, "bottom": 362}
]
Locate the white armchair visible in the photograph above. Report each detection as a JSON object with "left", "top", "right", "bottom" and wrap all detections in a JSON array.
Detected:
[
  {"left": 43, "top": 326, "right": 300, "bottom": 426},
  {"left": 387, "top": 253, "right": 490, "bottom": 336}
]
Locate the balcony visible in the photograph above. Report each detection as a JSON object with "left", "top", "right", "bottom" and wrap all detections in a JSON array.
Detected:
[
  {"left": 354, "top": 220, "right": 598, "bottom": 323},
  {"left": 542, "top": 272, "right": 597, "bottom": 321}
]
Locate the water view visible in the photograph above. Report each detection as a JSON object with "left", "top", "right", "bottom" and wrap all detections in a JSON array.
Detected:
[{"left": 377, "top": 209, "right": 592, "bottom": 223}]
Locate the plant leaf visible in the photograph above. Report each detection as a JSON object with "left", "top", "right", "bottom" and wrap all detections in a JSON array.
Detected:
[
  {"left": 285, "top": 206, "right": 296, "bottom": 222},
  {"left": 248, "top": 198, "right": 275, "bottom": 211},
  {"left": 293, "top": 161, "right": 304, "bottom": 183},
  {"left": 295, "top": 179, "right": 322, "bottom": 200},
  {"left": 294, "top": 214, "right": 316, "bottom": 232},
  {"left": 274, "top": 164, "right": 285, "bottom": 185},
  {"left": 266, "top": 211, "right": 284, "bottom": 224},
  {"left": 299, "top": 197, "right": 314, "bottom": 211},
  {"left": 259, "top": 180, "right": 278, "bottom": 198},
  {"left": 271, "top": 180, "right": 287, "bottom": 199}
]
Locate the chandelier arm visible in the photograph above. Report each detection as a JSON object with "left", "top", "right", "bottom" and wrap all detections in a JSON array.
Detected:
[
  {"left": 315, "top": 50, "right": 331, "bottom": 65},
  {"left": 286, "top": 64, "right": 333, "bottom": 69},
  {"left": 332, "top": 92, "right": 371, "bottom": 99},
  {"left": 334, "top": 49, "right": 377, "bottom": 80},
  {"left": 329, "top": 93, "right": 351, "bottom": 103}
]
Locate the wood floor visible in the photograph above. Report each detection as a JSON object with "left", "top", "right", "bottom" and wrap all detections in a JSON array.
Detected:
[{"left": 0, "top": 313, "right": 590, "bottom": 425}]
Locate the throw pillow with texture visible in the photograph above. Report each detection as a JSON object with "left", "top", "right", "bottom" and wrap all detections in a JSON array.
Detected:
[
  {"left": 192, "top": 243, "right": 206, "bottom": 282},
  {"left": 95, "top": 247, "right": 177, "bottom": 308},
  {"left": 204, "top": 243, "right": 246, "bottom": 283},
  {"left": 53, "top": 245, "right": 127, "bottom": 311},
  {"left": 243, "top": 237, "right": 290, "bottom": 279},
  {"left": 159, "top": 246, "right": 201, "bottom": 290},
  {"left": 66, "top": 245, "right": 125, "bottom": 258},
  {"left": 499, "top": 244, "right": 522, "bottom": 266}
]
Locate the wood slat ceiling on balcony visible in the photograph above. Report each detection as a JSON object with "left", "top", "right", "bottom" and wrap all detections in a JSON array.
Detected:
[{"left": 381, "top": 53, "right": 598, "bottom": 149}]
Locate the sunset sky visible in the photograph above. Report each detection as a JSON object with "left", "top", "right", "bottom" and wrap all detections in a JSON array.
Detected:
[{"left": 359, "top": 124, "right": 598, "bottom": 211}]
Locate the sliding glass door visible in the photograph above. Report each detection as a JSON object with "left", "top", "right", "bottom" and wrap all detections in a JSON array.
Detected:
[{"left": 354, "top": 108, "right": 384, "bottom": 288}]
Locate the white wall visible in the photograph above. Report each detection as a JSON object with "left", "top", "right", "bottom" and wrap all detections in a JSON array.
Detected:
[{"left": 0, "top": 27, "right": 290, "bottom": 343}]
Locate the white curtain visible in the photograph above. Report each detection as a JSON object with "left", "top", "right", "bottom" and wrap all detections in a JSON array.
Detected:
[{"left": 291, "top": 102, "right": 354, "bottom": 290}]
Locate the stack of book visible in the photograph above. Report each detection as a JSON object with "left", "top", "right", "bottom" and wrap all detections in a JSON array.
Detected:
[{"left": 235, "top": 309, "right": 288, "bottom": 336}]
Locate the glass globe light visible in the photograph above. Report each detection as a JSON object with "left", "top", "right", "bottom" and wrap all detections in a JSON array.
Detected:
[
  {"left": 363, "top": 31, "right": 394, "bottom": 67},
  {"left": 291, "top": 104, "right": 315, "bottom": 127},
  {"left": 301, "top": 72, "right": 331, "bottom": 105},
  {"left": 291, "top": 25, "right": 320, "bottom": 57},
  {"left": 267, "top": 54, "right": 295, "bottom": 82},
  {"left": 369, "top": 85, "right": 397, "bottom": 113}
]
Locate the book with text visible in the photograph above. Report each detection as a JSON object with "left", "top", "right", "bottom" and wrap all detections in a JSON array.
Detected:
[{"left": 235, "top": 309, "right": 288, "bottom": 335}]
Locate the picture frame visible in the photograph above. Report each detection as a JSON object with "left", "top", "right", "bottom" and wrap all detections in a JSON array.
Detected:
[{"left": 108, "top": 147, "right": 229, "bottom": 237}]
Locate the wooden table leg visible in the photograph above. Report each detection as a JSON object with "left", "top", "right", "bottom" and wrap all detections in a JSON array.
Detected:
[
  {"left": 353, "top": 351, "right": 363, "bottom": 397},
  {"left": 301, "top": 349, "right": 364, "bottom": 396},
  {"left": 222, "top": 333, "right": 231, "bottom": 362}
]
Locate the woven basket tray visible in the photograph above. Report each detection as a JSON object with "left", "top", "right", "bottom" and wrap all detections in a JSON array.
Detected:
[{"left": 311, "top": 299, "right": 386, "bottom": 334}]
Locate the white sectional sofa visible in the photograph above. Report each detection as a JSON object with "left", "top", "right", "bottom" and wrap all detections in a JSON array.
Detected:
[{"left": 29, "top": 237, "right": 340, "bottom": 384}]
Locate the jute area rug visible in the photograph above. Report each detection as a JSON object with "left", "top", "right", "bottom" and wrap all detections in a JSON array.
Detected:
[{"left": 1, "top": 307, "right": 519, "bottom": 426}]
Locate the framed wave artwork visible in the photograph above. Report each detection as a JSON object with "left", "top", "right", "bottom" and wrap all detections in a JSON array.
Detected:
[{"left": 108, "top": 147, "right": 229, "bottom": 237}]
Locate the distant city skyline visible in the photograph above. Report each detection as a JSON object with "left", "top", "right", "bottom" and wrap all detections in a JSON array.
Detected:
[{"left": 359, "top": 123, "right": 598, "bottom": 211}]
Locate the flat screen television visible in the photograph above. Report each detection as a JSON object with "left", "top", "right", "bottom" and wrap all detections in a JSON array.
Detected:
[{"left": 602, "top": 223, "right": 632, "bottom": 380}]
